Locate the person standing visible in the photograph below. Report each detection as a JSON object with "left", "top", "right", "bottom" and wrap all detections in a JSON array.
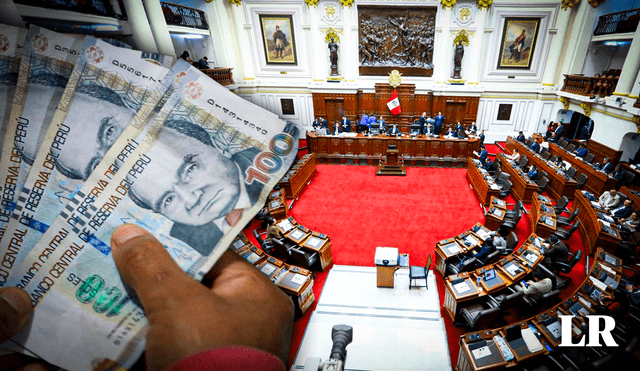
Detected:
[
  {"left": 359, "top": 113, "right": 369, "bottom": 133},
  {"left": 509, "top": 29, "right": 526, "bottom": 62},
  {"left": 273, "top": 25, "right": 288, "bottom": 59},
  {"left": 341, "top": 116, "right": 351, "bottom": 133},
  {"left": 434, "top": 111, "right": 444, "bottom": 135}
]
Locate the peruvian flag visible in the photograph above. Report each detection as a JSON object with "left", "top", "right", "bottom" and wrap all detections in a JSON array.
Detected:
[{"left": 387, "top": 90, "right": 401, "bottom": 116}]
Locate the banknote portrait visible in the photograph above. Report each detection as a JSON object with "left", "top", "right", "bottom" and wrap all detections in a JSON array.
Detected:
[
  {"left": 128, "top": 119, "right": 264, "bottom": 255},
  {"left": 55, "top": 83, "right": 136, "bottom": 180}
]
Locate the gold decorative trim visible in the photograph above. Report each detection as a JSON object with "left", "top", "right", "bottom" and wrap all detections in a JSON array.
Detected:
[
  {"left": 339, "top": 0, "right": 354, "bottom": 8},
  {"left": 629, "top": 95, "right": 639, "bottom": 99},
  {"left": 561, "top": 0, "right": 580, "bottom": 11},
  {"left": 441, "top": 0, "right": 456, "bottom": 10},
  {"left": 256, "top": 90, "right": 311, "bottom": 94},
  {"left": 559, "top": 96, "right": 569, "bottom": 109},
  {"left": 323, "top": 27, "right": 343, "bottom": 43},
  {"left": 327, "top": 76, "right": 343, "bottom": 81},
  {"left": 592, "top": 108, "right": 635, "bottom": 122},
  {"left": 468, "top": 82, "right": 479, "bottom": 85},
  {"left": 389, "top": 70, "right": 402, "bottom": 88},
  {"left": 453, "top": 29, "right": 471, "bottom": 46},
  {"left": 477, "top": 0, "right": 493, "bottom": 10},
  {"left": 304, "top": 0, "right": 319, "bottom": 7},
  {"left": 613, "top": 92, "right": 629, "bottom": 96},
  {"left": 226, "top": 0, "right": 241, "bottom": 6},
  {"left": 632, "top": 116, "right": 640, "bottom": 132},
  {"left": 580, "top": 102, "right": 592, "bottom": 117},
  {"left": 481, "top": 95, "right": 539, "bottom": 99},
  {"left": 243, "top": 77, "right": 255, "bottom": 80},
  {"left": 542, "top": 83, "right": 555, "bottom": 86}
]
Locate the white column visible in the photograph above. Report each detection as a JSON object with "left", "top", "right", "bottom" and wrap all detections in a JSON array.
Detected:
[
  {"left": 435, "top": 7, "right": 453, "bottom": 84},
  {"left": 467, "top": 8, "right": 487, "bottom": 84},
  {"left": 560, "top": 1, "right": 596, "bottom": 75},
  {"left": 613, "top": 24, "right": 640, "bottom": 96},
  {"left": 629, "top": 69, "right": 640, "bottom": 100},
  {"left": 541, "top": 7, "right": 571, "bottom": 87},
  {"left": 343, "top": 7, "right": 358, "bottom": 82},
  {"left": 233, "top": 4, "right": 254, "bottom": 81},
  {"left": 142, "top": 0, "right": 175, "bottom": 57},
  {"left": 122, "top": 0, "right": 158, "bottom": 53},
  {"left": 205, "top": 1, "right": 238, "bottom": 71},
  {"left": 308, "top": 6, "right": 324, "bottom": 81},
  {"left": 0, "top": 1, "right": 23, "bottom": 28}
]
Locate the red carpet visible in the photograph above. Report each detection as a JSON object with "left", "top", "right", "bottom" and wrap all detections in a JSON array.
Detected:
[{"left": 246, "top": 151, "right": 588, "bottom": 369}]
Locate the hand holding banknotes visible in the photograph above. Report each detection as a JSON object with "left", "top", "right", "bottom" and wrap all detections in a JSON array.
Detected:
[{"left": 111, "top": 224, "right": 294, "bottom": 370}]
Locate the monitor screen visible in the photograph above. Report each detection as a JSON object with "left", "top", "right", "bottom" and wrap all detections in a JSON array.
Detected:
[
  {"left": 506, "top": 325, "right": 522, "bottom": 342},
  {"left": 484, "top": 268, "right": 496, "bottom": 281}
]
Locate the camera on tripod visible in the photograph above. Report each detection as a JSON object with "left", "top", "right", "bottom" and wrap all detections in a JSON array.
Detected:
[{"left": 303, "top": 324, "right": 353, "bottom": 371}]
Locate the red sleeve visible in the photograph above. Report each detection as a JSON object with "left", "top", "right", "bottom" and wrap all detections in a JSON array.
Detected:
[
  {"left": 166, "top": 346, "right": 285, "bottom": 371},
  {"left": 608, "top": 302, "right": 621, "bottom": 313}
]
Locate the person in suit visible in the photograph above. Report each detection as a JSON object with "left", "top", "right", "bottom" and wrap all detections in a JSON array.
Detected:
[
  {"left": 529, "top": 137, "right": 541, "bottom": 152},
  {"left": 127, "top": 119, "right": 265, "bottom": 255},
  {"left": 474, "top": 237, "right": 497, "bottom": 263},
  {"left": 609, "top": 199, "right": 634, "bottom": 221},
  {"left": 419, "top": 112, "right": 428, "bottom": 132},
  {"left": 388, "top": 123, "right": 400, "bottom": 136},
  {"left": 320, "top": 117, "right": 328, "bottom": 131},
  {"left": 476, "top": 145, "right": 488, "bottom": 163},
  {"left": 548, "top": 132, "right": 559, "bottom": 143},
  {"left": 527, "top": 165, "right": 539, "bottom": 180},
  {"left": 612, "top": 164, "right": 625, "bottom": 183},
  {"left": 359, "top": 113, "right": 369, "bottom": 133},
  {"left": 427, "top": 115, "right": 436, "bottom": 134},
  {"left": 599, "top": 188, "right": 621, "bottom": 210},
  {"left": 516, "top": 131, "right": 526, "bottom": 143},
  {"left": 378, "top": 116, "right": 386, "bottom": 132},
  {"left": 467, "top": 122, "right": 478, "bottom": 134},
  {"left": 331, "top": 121, "right": 342, "bottom": 136},
  {"left": 545, "top": 121, "right": 557, "bottom": 139},
  {"left": 478, "top": 130, "right": 485, "bottom": 146},
  {"left": 424, "top": 123, "right": 435, "bottom": 136},
  {"left": 367, "top": 113, "right": 376, "bottom": 129},
  {"left": 341, "top": 116, "right": 351, "bottom": 133},
  {"left": 575, "top": 144, "right": 588, "bottom": 158},
  {"left": 454, "top": 122, "right": 464, "bottom": 135},
  {"left": 312, "top": 117, "right": 322, "bottom": 130},
  {"left": 445, "top": 127, "right": 457, "bottom": 138},
  {"left": 619, "top": 211, "right": 640, "bottom": 235},
  {"left": 482, "top": 157, "right": 493, "bottom": 172},
  {"left": 555, "top": 122, "right": 565, "bottom": 138},
  {"left": 602, "top": 157, "right": 614, "bottom": 174},
  {"left": 435, "top": 111, "right": 444, "bottom": 135},
  {"left": 542, "top": 234, "right": 568, "bottom": 269}
]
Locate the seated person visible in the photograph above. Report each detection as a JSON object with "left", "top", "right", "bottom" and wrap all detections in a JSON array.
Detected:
[
  {"left": 459, "top": 237, "right": 496, "bottom": 268},
  {"left": 445, "top": 127, "right": 457, "bottom": 138},
  {"left": 601, "top": 157, "right": 615, "bottom": 174},
  {"left": 618, "top": 211, "right": 640, "bottom": 235},
  {"left": 266, "top": 217, "right": 283, "bottom": 242},
  {"left": 542, "top": 234, "right": 568, "bottom": 269},
  {"left": 312, "top": 117, "right": 322, "bottom": 129},
  {"left": 612, "top": 164, "right": 625, "bottom": 182},
  {"left": 507, "top": 148, "right": 520, "bottom": 162},
  {"left": 527, "top": 164, "right": 539, "bottom": 180},
  {"left": 548, "top": 132, "right": 559, "bottom": 143},
  {"left": 529, "top": 137, "right": 541, "bottom": 152},
  {"left": 596, "top": 288, "right": 630, "bottom": 322},
  {"left": 388, "top": 123, "right": 400, "bottom": 136},
  {"left": 423, "top": 123, "right": 435, "bottom": 136},
  {"left": 608, "top": 199, "right": 634, "bottom": 221},
  {"left": 575, "top": 144, "right": 588, "bottom": 158},
  {"left": 599, "top": 188, "right": 621, "bottom": 210},
  {"left": 478, "top": 130, "right": 485, "bottom": 146},
  {"left": 467, "top": 122, "right": 478, "bottom": 134},
  {"left": 545, "top": 121, "right": 557, "bottom": 139},
  {"left": 552, "top": 156, "right": 566, "bottom": 171},
  {"left": 540, "top": 137, "right": 549, "bottom": 152},
  {"left": 492, "top": 227, "right": 509, "bottom": 254},
  {"left": 517, "top": 268, "right": 553, "bottom": 305},
  {"left": 516, "top": 131, "right": 526, "bottom": 143},
  {"left": 196, "top": 56, "right": 210, "bottom": 69},
  {"left": 331, "top": 121, "right": 342, "bottom": 136},
  {"left": 482, "top": 157, "right": 493, "bottom": 172},
  {"left": 454, "top": 122, "right": 465, "bottom": 134}
]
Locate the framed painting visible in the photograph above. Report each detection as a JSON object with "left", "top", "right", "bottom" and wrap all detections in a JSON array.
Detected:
[
  {"left": 259, "top": 14, "right": 297, "bottom": 65},
  {"left": 497, "top": 104, "right": 512, "bottom": 121},
  {"left": 497, "top": 17, "right": 541, "bottom": 69}
]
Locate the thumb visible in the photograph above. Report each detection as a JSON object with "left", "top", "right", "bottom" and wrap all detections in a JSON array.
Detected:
[
  {"left": 111, "top": 224, "right": 199, "bottom": 315},
  {"left": 0, "top": 287, "right": 33, "bottom": 342}
]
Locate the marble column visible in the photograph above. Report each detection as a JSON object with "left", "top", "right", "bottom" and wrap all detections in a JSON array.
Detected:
[
  {"left": 142, "top": 0, "right": 175, "bottom": 57},
  {"left": 613, "top": 24, "right": 640, "bottom": 96},
  {"left": 122, "top": 0, "right": 158, "bottom": 53},
  {"left": 541, "top": 6, "right": 571, "bottom": 87}
]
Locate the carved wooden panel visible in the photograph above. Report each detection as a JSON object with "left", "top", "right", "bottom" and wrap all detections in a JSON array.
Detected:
[
  {"left": 329, "top": 138, "right": 342, "bottom": 154},
  {"left": 414, "top": 93, "right": 434, "bottom": 118},
  {"left": 358, "top": 5, "right": 435, "bottom": 77},
  {"left": 344, "top": 138, "right": 355, "bottom": 154}
]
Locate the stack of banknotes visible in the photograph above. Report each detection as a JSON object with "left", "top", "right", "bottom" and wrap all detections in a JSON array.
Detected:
[{"left": 0, "top": 24, "right": 300, "bottom": 370}]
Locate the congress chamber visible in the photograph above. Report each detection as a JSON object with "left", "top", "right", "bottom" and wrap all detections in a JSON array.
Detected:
[{"left": 3, "top": 1, "right": 640, "bottom": 371}]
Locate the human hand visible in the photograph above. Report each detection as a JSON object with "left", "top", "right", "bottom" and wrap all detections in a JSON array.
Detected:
[
  {"left": 111, "top": 224, "right": 294, "bottom": 371},
  {"left": 0, "top": 288, "right": 50, "bottom": 371}
]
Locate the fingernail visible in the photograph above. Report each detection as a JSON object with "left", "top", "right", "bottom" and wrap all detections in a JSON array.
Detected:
[
  {"left": 111, "top": 224, "right": 149, "bottom": 250},
  {"left": 0, "top": 288, "right": 32, "bottom": 319}
]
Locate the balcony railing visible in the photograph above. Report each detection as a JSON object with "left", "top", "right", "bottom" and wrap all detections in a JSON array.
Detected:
[
  {"left": 15, "top": 0, "right": 125, "bottom": 19},
  {"left": 594, "top": 8, "right": 640, "bottom": 36},
  {"left": 161, "top": 2, "right": 208, "bottom": 30},
  {"left": 202, "top": 68, "right": 234, "bottom": 86},
  {"left": 561, "top": 74, "right": 619, "bottom": 97}
]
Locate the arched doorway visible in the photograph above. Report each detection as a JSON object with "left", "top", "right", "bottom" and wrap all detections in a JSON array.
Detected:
[{"left": 554, "top": 110, "right": 594, "bottom": 140}]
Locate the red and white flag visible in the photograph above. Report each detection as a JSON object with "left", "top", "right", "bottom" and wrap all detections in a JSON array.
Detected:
[{"left": 387, "top": 90, "right": 401, "bottom": 116}]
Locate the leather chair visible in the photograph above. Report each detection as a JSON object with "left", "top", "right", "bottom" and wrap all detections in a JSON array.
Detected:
[
  {"left": 526, "top": 137, "right": 534, "bottom": 147},
  {"left": 505, "top": 232, "right": 518, "bottom": 255},
  {"left": 537, "top": 263, "right": 569, "bottom": 290},
  {"left": 536, "top": 176, "right": 549, "bottom": 193},
  {"left": 567, "top": 167, "right": 578, "bottom": 178},
  {"left": 272, "top": 238, "right": 293, "bottom": 259},
  {"left": 518, "top": 155, "right": 529, "bottom": 169},
  {"left": 555, "top": 220, "right": 580, "bottom": 240},
  {"left": 499, "top": 180, "right": 512, "bottom": 198},
  {"left": 558, "top": 139, "right": 569, "bottom": 148},
  {"left": 502, "top": 207, "right": 522, "bottom": 230},
  {"left": 289, "top": 246, "right": 319, "bottom": 271},
  {"left": 492, "top": 287, "right": 524, "bottom": 311},
  {"left": 496, "top": 172, "right": 511, "bottom": 187},
  {"left": 553, "top": 196, "right": 570, "bottom": 214},
  {"left": 566, "top": 143, "right": 576, "bottom": 152},
  {"left": 554, "top": 249, "right": 582, "bottom": 277},
  {"left": 541, "top": 151, "right": 551, "bottom": 160},
  {"left": 576, "top": 173, "right": 588, "bottom": 189},
  {"left": 557, "top": 208, "right": 579, "bottom": 227},
  {"left": 526, "top": 288, "right": 561, "bottom": 308},
  {"left": 477, "top": 249, "right": 501, "bottom": 267},
  {"left": 492, "top": 167, "right": 502, "bottom": 181},
  {"left": 460, "top": 296, "right": 502, "bottom": 329},
  {"left": 409, "top": 254, "right": 431, "bottom": 289},
  {"left": 505, "top": 200, "right": 524, "bottom": 219},
  {"left": 584, "top": 152, "right": 595, "bottom": 163},
  {"left": 446, "top": 257, "right": 477, "bottom": 276},
  {"left": 253, "top": 229, "right": 274, "bottom": 254}
]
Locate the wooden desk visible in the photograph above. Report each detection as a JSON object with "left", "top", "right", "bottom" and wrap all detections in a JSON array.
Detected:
[
  {"left": 274, "top": 265, "right": 315, "bottom": 316},
  {"left": 485, "top": 198, "right": 506, "bottom": 230},
  {"left": 572, "top": 190, "right": 621, "bottom": 255},
  {"left": 435, "top": 224, "right": 492, "bottom": 275},
  {"left": 497, "top": 153, "right": 538, "bottom": 202},
  {"left": 620, "top": 185, "right": 640, "bottom": 207},
  {"left": 532, "top": 133, "right": 622, "bottom": 166},
  {"left": 544, "top": 141, "right": 618, "bottom": 195},
  {"left": 530, "top": 193, "right": 557, "bottom": 239},
  {"left": 506, "top": 137, "right": 577, "bottom": 200},
  {"left": 307, "top": 131, "right": 480, "bottom": 166},
  {"left": 278, "top": 153, "right": 316, "bottom": 199},
  {"left": 301, "top": 233, "right": 334, "bottom": 271},
  {"left": 467, "top": 157, "right": 501, "bottom": 206},
  {"left": 267, "top": 189, "right": 287, "bottom": 220}
]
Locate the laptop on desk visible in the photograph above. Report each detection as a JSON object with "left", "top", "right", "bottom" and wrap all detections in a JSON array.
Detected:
[{"left": 506, "top": 325, "right": 529, "bottom": 359}]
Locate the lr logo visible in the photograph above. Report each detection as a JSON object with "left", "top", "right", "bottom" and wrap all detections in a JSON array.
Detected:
[{"left": 558, "top": 315, "right": 618, "bottom": 347}]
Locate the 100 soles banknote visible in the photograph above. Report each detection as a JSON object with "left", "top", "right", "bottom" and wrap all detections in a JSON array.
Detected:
[{"left": 4, "top": 61, "right": 300, "bottom": 370}]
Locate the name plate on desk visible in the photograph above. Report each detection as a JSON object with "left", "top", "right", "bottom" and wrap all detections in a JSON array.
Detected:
[
  {"left": 277, "top": 219, "right": 294, "bottom": 233},
  {"left": 288, "top": 229, "right": 307, "bottom": 241},
  {"left": 305, "top": 236, "right": 324, "bottom": 249}
]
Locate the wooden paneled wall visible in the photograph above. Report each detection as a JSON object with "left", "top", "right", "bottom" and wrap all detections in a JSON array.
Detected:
[{"left": 312, "top": 84, "right": 479, "bottom": 133}]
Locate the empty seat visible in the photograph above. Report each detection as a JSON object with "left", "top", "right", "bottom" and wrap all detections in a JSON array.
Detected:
[
  {"left": 567, "top": 167, "right": 578, "bottom": 178},
  {"left": 576, "top": 173, "right": 588, "bottom": 189},
  {"left": 584, "top": 152, "right": 595, "bottom": 163},
  {"left": 554, "top": 220, "right": 580, "bottom": 240},
  {"left": 541, "top": 151, "right": 551, "bottom": 160},
  {"left": 553, "top": 196, "right": 570, "bottom": 214},
  {"left": 566, "top": 143, "right": 576, "bottom": 152},
  {"left": 557, "top": 208, "right": 579, "bottom": 227},
  {"left": 499, "top": 180, "right": 512, "bottom": 198},
  {"left": 460, "top": 296, "right": 502, "bottom": 329},
  {"left": 505, "top": 232, "right": 518, "bottom": 254},
  {"left": 536, "top": 176, "right": 549, "bottom": 193}
]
